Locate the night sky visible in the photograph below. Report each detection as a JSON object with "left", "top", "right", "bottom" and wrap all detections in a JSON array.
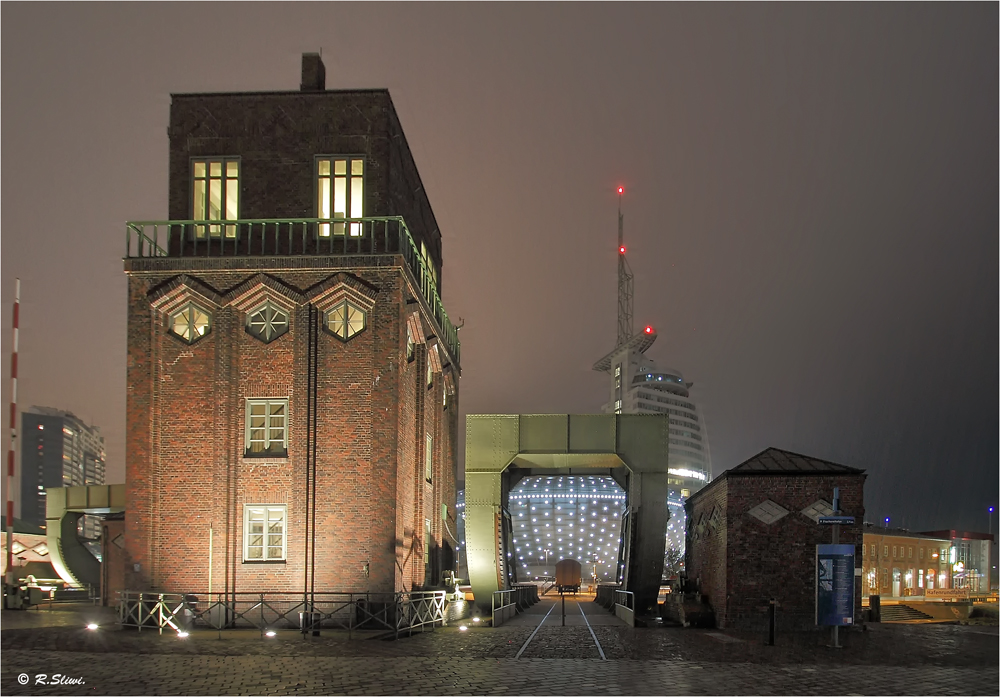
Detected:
[{"left": 2, "top": 4, "right": 996, "bottom": 533}]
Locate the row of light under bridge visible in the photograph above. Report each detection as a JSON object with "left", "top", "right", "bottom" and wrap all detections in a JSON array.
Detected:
[{"left": 510, "top": 475, "right": 627, "bottom": 582}]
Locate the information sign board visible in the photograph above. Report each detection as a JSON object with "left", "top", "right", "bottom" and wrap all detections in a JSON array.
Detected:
[
  {"left": 816, "top": 544, "right": 855, "bottom": 626},
  {"left": 925, "top": 588, "right": 969, "bottom": 599},
  {"left": 817, "top": 516, "right": 855, "bottom": 525}
]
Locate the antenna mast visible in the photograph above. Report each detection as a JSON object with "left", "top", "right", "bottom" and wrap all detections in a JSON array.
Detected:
[
  {"left": 616, "top": 188, "right": 634, "bottom": 347},
  {"left": 5, "top": 279, "right": 19, "bottom": 586}
]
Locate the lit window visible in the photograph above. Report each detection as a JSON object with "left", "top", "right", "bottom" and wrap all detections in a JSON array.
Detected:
[
  {"left": 245, "top": 399, "right": 288, "bottom": 457},
  {"left": 425, "top": 434, "right": 433, "bottom": 482},
  {"left": 420, "top": 241, "right": 439, "bottom": 291},
  {"left": 192, "top": 159, "right": 239, "bottom": 239},
  {"left": 246, "top": 301, "right": 289, "bottom": 343},
  {"left": 317, "top": 157, "right": 364, "bottom": 236},
  {"left": 244, "top": 505, "right": 286, "bottom": 561},
  {"left": 168, "top": 302, "right": 211, "bottom": 344},
  {"left": 324, "top": 300, "right": 366, "bottom": 341}
]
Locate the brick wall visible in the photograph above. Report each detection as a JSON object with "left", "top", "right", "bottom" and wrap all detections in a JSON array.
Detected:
[
  {"left": 685, "top": 477, "right": 728, "bottom": 622},
  {"left": 123, "top": 257, "right": 458, "bottom": 595},
  {"left": 686, "top": 471, "right": 865, "bottom": 631},
  {"left": 167, "top": 90, "right": 442, "bottom": 274}
]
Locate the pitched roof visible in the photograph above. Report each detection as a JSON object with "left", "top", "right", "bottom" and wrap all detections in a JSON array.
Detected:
[{"left": 729, "top": 447, "right": 865, "bottom": 474}]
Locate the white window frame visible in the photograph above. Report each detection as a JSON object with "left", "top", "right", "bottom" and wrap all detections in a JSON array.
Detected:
[
  {"left": 245, "top": 398, "right": 289, "bottom": 456},
  {"left": 192, "top": 157, "right": 240, "bottom": 239},
  {"left": 243, "top": 504, "right": 287, "bottom": 561},
  {"left": 316, "top": 156, "right": 364, "bottom": 237}
]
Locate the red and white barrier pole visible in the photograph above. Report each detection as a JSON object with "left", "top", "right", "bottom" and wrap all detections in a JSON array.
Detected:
[{"left": 5, "top": 278, "right": 19, "bottom": 585}]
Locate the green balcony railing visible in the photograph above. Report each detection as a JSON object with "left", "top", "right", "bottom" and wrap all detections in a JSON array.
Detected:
[{"left": 125, "top": 216, "right": 459, "bottom": 363}]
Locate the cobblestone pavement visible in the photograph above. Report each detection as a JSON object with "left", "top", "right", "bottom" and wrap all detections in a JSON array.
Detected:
[{"left": 2, "top": 600, "right": 997, "bottom": 695}]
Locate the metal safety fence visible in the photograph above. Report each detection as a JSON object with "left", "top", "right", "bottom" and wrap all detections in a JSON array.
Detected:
[
  {"left": 613, "top": 589, "right": 635, "bottom": 626},
  {"left": 117, "top": 590, "right": 447, "bottom": 639},
  {"left": 595, "top": 583, "right": 618, "bottom": 609},
  {"left": 491, "top": 583, "right": 540, "bottom": 627}
]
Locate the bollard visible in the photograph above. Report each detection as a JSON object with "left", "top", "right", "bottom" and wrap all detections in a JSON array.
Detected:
[
  {"left": 561, "top": 591, "right": 565, "bottom": 626},
  {"left": 768, "top": 599, "right": 776, "bottom": 646}
]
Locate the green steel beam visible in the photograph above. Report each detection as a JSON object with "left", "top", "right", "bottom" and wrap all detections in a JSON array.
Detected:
[{"left": 464, "top": 414, "right": 669, "bottom": 615}]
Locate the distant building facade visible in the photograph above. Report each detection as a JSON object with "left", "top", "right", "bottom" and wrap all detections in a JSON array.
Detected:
[
  {"left": 122, "top": 55, "right": 460, "bottom": 597},
  {"left": 685, "top": 448, "right": 866, "bottom": 631},
  {"left": 20, "top": 407, "right": 106, "bottom": 538},
  {"left": 916, "top": 529, "right": 993, "bottom": 594},
  {"left": 860, "top": 527, "right": 953, "bottom": 599}
]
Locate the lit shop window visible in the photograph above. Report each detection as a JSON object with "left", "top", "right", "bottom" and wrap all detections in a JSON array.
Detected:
[
  {"left": 325, "top": 300, "right": 366, "bottom": 341},
  {"left": 245, "top": 399, "right": 288, "bottom": 457},
  {"left": 317, "top": 157, "right": 363, "bottom": 236},
  {"left": 246, "top": 301, "right": 289, "bottom": 343},
  {"left": 192, "top": 159, "right": 239, "bottom": 239},
  {"left": 244, "top": 505, "right": 286, "bottom": 561},
  {"left": 168, "top": 302, "right": 211, "bottom": 344}
]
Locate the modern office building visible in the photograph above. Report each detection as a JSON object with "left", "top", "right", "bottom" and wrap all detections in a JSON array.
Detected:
[
  {"left": 121, "top": 54, "right": 460, "bottom": 596},
  {"left": 916, "top": 529, "right": 994, "bottom": 594},
  {"left": 20, "top": 407, "right": 106, "bottom": 538},
  {"left": 596, "top": 348, "right": 712, "bottom": 559}
]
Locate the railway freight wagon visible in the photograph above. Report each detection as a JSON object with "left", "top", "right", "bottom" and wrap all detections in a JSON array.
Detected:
[{"left": 555, "top": 559, "right": 582, "bottom": 593}]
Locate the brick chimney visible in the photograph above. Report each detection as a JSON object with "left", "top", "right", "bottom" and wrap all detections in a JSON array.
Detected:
[{"left": 300, "top": 53, "right": 325, "bottom": 91}]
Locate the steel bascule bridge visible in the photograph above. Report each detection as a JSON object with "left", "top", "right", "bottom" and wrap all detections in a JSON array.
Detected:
[{"left": 464, "top": 413, "right": 669, "bottom": 616}]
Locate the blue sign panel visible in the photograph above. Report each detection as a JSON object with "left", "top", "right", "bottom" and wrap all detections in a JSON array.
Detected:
[{"left": 816, "top": 544, "right": 855, "bottom": 626}]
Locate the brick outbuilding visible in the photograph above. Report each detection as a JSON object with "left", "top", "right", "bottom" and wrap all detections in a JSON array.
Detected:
[
  {"left": 685, "top": 448, "right": 865, "bottom": 630},
  {"left": 121, "top": 55, "right": 460, "bottom": 599}
]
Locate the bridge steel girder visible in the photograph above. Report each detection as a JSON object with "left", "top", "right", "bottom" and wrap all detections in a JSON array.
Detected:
[{"left": 464, "top": 414, "right": 669, "bottom": 615}]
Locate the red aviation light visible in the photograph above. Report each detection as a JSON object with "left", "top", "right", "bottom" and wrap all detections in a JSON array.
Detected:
[
  {"left": 619, "top": 245, "right": 626, "bottom": 255},
  {"left": 644, "top": 325, "right": 654, "bottom": 334},
  {"left": 617, "top": 187, "right": 624, "bottom": 194}
]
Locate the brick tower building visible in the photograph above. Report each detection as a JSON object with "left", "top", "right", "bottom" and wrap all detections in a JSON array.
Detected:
[{"left": 122, "top": 55, "right": 461, "bottom": 597}]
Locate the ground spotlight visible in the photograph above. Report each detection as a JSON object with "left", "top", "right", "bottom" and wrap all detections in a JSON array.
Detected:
[
  {"left": 86, "top": 623, "right": 99, "bottom": 631},
  {"left": 177, "top": 631, "right": 189, "bottom": 638},
  {"left": 265, "top": 630, "right": 277, "bottom": 637},
  {"left": 459, "top": 625, "right": 468, "bottom": 632},
  {"left": 472, "top": 617, "right": 480, "bottom": 623}
]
